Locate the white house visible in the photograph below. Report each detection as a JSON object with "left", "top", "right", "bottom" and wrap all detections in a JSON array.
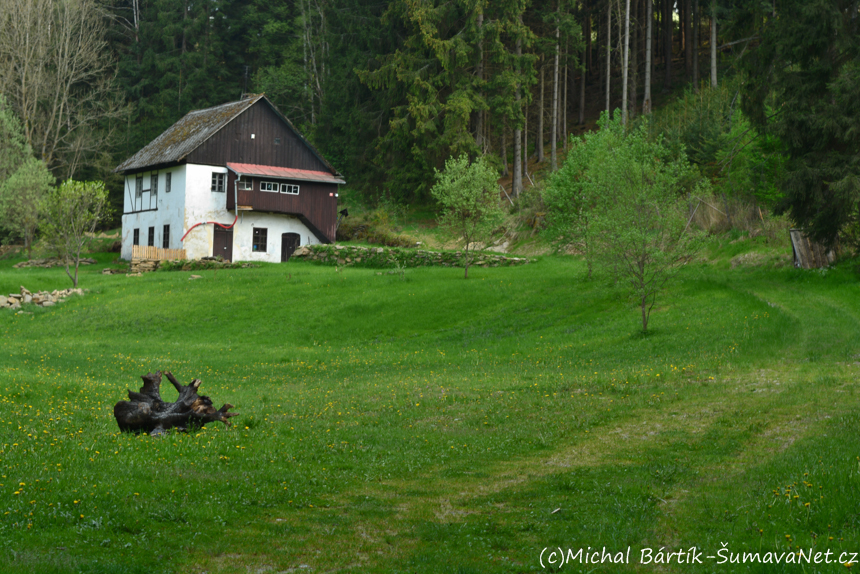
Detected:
[{"left": 115, "top": 94, "right": 345, "bottom": 262}]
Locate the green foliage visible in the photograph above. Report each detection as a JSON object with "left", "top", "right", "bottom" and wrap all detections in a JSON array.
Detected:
[
  {"left": 546, "top": 112, "right": 704, "bottom": 331},
  {"left": 114, "top": 0, "right": 248, "bottom": 160},
  {"left": 356, "top": 0, "right": 486, "bottom": 200},
  {"left": 713, "top": 113, "right": 787, "bottom": 206},
  {"left": 335, "top": 206, "right": 417, "bottom": 248},
  {"left": 40, "top": 180, "right": 110, "bottom": 287},
  {"left": 0, "top": 95, "right": 30, "bottom": 185},
  {"left": 648, "top": 82, "right": 787, "bottom": 207},
  {"left": 734, "top": 0, "right": 860, "bottom": 247},
  {"left": 431, "top": 154, "right": 505, "bottom": 278},
  {"left": 0, "top": 158, "right": 54, "bottom": 257}
]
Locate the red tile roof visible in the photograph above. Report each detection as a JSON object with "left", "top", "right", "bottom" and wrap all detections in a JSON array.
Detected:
[{"left": 227, "top": 163, "right": 345, "bottom": 185}]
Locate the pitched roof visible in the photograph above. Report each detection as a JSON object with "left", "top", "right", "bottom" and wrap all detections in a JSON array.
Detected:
[
  {"left": 227, "top": 163, "right": 345, "bottom": 185},
  {"left": 116, "top": 95, "right": 265, "bottom": 173}
]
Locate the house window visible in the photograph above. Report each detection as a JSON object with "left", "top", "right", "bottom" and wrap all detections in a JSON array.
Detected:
[
  {"left": 148, "top": 226, "right": 155, "bottom": 247},
  {"left": 252, "top": 227, "right": 267, "bottom": 252},
  {"left": 274, "top": 137, "right": 281, "bottom": 145},
  {"left": 237, "top": 179, "right": 252, "bottom": 191},
  {"left": 280, "top": 183, "right": 299, "bottom": 195},
  {"left": 211, "top": 172, "right": 225, "bottom": 192},
  {"left": 163, "top": 224, "right": 170, "bottom": 249},
  {"left": 150, "top": 172, "right": 158, "bottom": 195},
  {"left": 135, "top": 176, "right": 143, "bottom": 198},
  {"left": 260, "top": 181, "right": 278, "bottom": 192},
  {"left": 133, "top": 228, "right": 140, "bottom": 246},
  {"left": 165, "top": 172, "right": 171, "bottom": 193}
]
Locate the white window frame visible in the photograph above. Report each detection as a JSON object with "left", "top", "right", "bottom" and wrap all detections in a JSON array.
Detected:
[
  {"left": 211, "top": 172, "right": 226, "bottom": 193},
  {"left": 150, "top": 172, "right": 158, "bottom": 196},
  {"left": 280, "top": 183, "right": 300, "bottom": 195},
  {"left": 135, "top": 175, "right": 143, "bottom": 198},
  {"left": 260, "top": 181, "right": 278, "bottom": 192},
  {"left": 237, "top": 179, "right": 253, "bottom": 191},
  {"left": 165, "top": 172, "right": 172, "bottom": 193}
]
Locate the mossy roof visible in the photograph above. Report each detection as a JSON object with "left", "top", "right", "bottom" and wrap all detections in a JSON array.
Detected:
[{"left": 115, "top": 95, "right": 264, "bottom": 173}]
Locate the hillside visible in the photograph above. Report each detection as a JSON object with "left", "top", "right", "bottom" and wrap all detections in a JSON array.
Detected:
[{"left": 1, "top": 244, "right": 858, "bottom": 573}]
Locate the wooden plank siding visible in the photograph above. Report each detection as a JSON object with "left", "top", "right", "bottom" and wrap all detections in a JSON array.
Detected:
[
  {"left": 132, "top": 245, "right": 186, "bottom": 261},
  {"left": 187, "top": 101, "right": 329, "bottom": 172},
  {"left": 225, "top": 172, "right": 338, "bottom": 243}
]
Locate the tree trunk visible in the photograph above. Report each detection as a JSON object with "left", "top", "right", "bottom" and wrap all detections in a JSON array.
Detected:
[
  {"left": 643, "top": 0, "right": 652, "bottom": 113},
  {"left": 475, "top": 10, "right": 484, "bottom": 149},
  {"left": 710, "top": 2, "right": 717, "bottom": 88},
  {"left": 663, "top": 0, "right": 672, "bottom": 91},
  {"left": 586, "top": 10, "right": 592, "bottom": 75},
  {"left": 551, "top": 12, "right": 560, "bottom": 171},
  {"left": 579, "top": 65, "right": 586, "bottom": 125},
  {"left": 114, "top": 371, "right": 237, "bottom": 436},
  {"left": 524, "top": 102, "right": 529, "bottom": 173},
  {"left": 501, "top": 121, "right": 508, "bottom": 176},
  {"left": 621, "top": 0, "right": 631, "bottom": 125},
  {"left": 563, "top": 39, "right": 569, "bottom": 150},
  {"left": 538, "top": 59, "right": 544, "bottom": 161},
  {"left": 606, "top": 1, "right": 612, "bottom": 114},
  {"left": 513, "top": 17, "right": 523, "bottom": 196},
  {"left": 684, "top": 0, "right": 692, "bottom": 79},
  {"left": 630, "top": 0, "right": 639, "bottom": 121},
  {"left": 692, "top": 0, "right": 699, "bottom": 91}
]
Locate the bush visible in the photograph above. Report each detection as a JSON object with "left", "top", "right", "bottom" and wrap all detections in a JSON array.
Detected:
[
  {"left": 545, "top": 112, "right": 705, "bottom": 331},
  {"left": 335, "top": 207, "right": 417, "bottom": 247}
]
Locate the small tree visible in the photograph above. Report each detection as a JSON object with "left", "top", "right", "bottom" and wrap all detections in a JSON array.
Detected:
[
  {"left": 40, "top": 179, "right": 110, "bottom": 287},
  {"left": 0, "top": 95, "right": 29, "bottom": 184},
  {"left": 0, "top": 158, "right": 54, "bottom": 257},
  {"left": 431, "top": 155, "right": 505, "bottom": 279},
  {"left": 546, "top": 112, "right": 703, "bottom": 332}
]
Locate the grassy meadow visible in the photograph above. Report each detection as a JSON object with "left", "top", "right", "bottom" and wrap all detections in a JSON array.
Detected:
[{"left": 2, "top": 239, "right": 860, "bottom": 573}]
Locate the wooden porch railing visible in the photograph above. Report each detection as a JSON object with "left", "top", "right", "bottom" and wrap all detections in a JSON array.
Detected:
[{"left": 132, "top": 245, "right": 186, "bottom": 261}]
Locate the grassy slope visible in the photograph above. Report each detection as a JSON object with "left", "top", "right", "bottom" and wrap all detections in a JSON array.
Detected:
[{"left": 1, "top": 242, "right": 859, "bottom": 573}]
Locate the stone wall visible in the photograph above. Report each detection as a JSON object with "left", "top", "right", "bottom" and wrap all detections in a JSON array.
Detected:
[
  {"left": 291, "top": 244, "right": 531, "bottom": 269},
  {"left": 1, "top": 286, "right": 85, "bottom": 310},
  {"left": 129, "top": 258, "right": 162, "bottom": 273}
]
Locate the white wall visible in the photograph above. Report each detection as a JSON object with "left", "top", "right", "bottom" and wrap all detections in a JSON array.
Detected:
[
  {"left": 232, "top": 212, "right": 321, "bottom": 262},
  {"left": 181, "top": 164, "right": 230, "bottom": 260},
  {"left": 121, "top": 162, "right": 322, "bottom": 262}
]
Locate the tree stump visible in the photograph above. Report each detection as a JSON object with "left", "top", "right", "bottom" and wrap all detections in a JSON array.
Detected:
[{"left": 113, "top": 371, "right": 237, "bottom": 436}]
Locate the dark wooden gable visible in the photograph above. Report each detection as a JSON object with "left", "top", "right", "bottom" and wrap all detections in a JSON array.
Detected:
[{"left": 186, "top": 100, "right": 329, "bottom": 172}]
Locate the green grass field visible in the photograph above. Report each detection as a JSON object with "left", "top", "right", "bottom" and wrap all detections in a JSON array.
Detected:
[{"left": 2, "top": 240, "right": 860, "bottom": 573}]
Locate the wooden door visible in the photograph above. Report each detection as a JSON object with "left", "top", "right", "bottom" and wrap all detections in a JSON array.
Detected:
[
  {"left": 213, "top": 226, "right": 233, "bottom": 261},
  {"left": 281, "top": 233, "right": 301, "bottom": 262}
]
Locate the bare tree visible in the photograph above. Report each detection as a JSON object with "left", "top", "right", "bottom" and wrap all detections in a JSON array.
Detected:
[{"left": 0, "top": 0, "right": 123, "bottom": 179}]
